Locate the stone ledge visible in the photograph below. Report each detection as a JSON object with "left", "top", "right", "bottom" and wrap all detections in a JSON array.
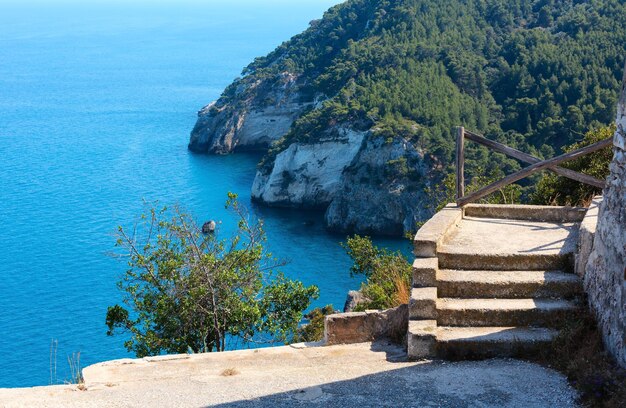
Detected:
[
  {"left": 412, "top": 257, "right": 438, "bottom": 287},
  {"left": 413, "top": 204, "right": 462, "bottom": 257},
  {"left": 324, "top": 304, "right": 407, "bottom": 345},
  {"left": 409, "top": 287, "right": 437, "bottom": 319},
  {"left": 407, "top": 320, "right": 437, "bottom": 359},
  {"left": 463, "top": 203, "right": 587, "bottom": 223},
  {"left": 575, "top": 196, "right": 601, "bottom": 277}
]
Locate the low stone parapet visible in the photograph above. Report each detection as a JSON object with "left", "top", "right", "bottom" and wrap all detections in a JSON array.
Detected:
[
  {"left": 575, "top": 196, "right": 601, "bottom": 277},
  {"left": 324, "top": 304, "right": 407, "bottom": 345}
]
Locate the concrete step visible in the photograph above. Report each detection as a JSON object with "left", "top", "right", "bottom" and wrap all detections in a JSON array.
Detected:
[
  {"left": 407, "top": 320, "right": 438, "bottom": 358},
  {"left": 436, "top": 298, "right": 578, "bottom": 327},
  {"left": 407, "top": 322, "right": 558, "bottom": 360},
  {"left": 438, "top": 216, "right": 579, "bottom": 271},
  {"left": 437, "top": 270, "right": 582, "bottom": 299},
  {"left": 409, "top": 287, "right": 437, "bottom": 320},
  {"left": 437, "top": 251, "right": 574, "bottom": 271},
  {"left": 435, "top": 326, "right": 558, "bottom": 359}
]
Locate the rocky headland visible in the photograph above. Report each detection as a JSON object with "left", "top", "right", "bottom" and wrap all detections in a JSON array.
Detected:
[
  {"left": 189, "top": 70, "right": 435, "bottom": 235},
  {"left": 188, "top": 0, "right": 626, "bottom": 236}
]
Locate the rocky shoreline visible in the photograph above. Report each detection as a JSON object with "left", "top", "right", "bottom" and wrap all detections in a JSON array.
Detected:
[{"left": 189, "top": 71, "right": 434, "bottom": 236}]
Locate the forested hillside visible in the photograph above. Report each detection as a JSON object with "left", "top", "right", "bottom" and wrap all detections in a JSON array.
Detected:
[
  {"left": 191, "top": 0, "right": 626, "bottom": 235},
  {"left": 254, "top": 0, "right": 623, "bottom": 164}
]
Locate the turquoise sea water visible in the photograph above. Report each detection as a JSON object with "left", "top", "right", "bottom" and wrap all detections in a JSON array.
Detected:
[{"left": 0, "top": 1, "right": 409, "bottom": 387}]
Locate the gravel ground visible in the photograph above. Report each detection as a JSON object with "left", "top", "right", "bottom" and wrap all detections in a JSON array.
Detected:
[{"left": 0, "top": 342, "right": 578, "bottom": 408}]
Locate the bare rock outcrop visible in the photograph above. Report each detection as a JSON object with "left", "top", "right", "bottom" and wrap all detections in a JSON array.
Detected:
[
  {"left": 326, "top": 135, "right": 432, "bottom": 235},
  {"left": 251, "top": 127, "right": 366, "bottom": 208},
  {"left": 188, "top": 72, "right": 313, "bottom": 154},
  {"left": 251, "top": 128, "right": 435, "bottom": 235}
]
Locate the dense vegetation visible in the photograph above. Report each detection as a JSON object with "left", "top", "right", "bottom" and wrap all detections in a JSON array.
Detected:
[
  {"left": 342, "top": 235, "right": 412, "bottom": 310},
  {"left": 531, "top": 124, "right": 614, "bottom": 205},
  {"left": 106, "top": 195, "right": 318, "bottom": 356},
  {"left": 245, "top": 0, "right": 624, "bottom": 198}
]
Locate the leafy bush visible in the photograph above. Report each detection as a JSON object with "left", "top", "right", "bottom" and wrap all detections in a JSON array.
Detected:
[
  {"left": 106, "top": 194, "right": 319, "bottom": 356},
  {"left": 294, "top": 305, "right": 336, "bottom": 343},
  {"left": 531, "top": 125, "right": 614, "bottom": 206},
  {"left": 244, "top": 0, "right": 625, "bottom": 189},
  {"left": 428, "top": 170, "right": 523, "bottom": 213},
  {"left": 342, "top": 235, "right": 411, "bottom": 310}
]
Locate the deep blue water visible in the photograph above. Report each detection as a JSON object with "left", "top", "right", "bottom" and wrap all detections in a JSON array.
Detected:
[{"left": 0, "top": 1, "right": 410, "bottom": 388}]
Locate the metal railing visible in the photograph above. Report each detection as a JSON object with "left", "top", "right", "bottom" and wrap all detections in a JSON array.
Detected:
[{"left": 455, "top": 126, "right": 610, "bottom": 206}]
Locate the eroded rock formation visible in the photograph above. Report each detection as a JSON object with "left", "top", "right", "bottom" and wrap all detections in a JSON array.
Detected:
[{"left": 188, "top": 72, "right": 313, "bottom": 154}]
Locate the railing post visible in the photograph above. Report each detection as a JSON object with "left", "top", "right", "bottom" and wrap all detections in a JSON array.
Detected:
[{"left": 456, "top": 126, "right": 465, "bottom": 202}]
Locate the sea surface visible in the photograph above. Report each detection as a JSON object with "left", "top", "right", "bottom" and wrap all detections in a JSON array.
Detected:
[{"left": 0, "top": 0, "right": 410, "bottom": 387}]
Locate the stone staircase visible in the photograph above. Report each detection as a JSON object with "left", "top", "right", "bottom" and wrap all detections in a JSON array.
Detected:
[{"left": 408, "top": 204, "right": 587, "bottom": 360}]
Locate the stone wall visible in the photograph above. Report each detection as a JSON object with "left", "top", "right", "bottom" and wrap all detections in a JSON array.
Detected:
[
  {"left": 324, "top": 304, "right": 408, "bottom": 345},
  {"left": 584, "top": 71, "right": 626, "bottom": 368}
]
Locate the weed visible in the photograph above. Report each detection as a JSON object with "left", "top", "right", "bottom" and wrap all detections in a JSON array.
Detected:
[
  {"left": 534, "top": 310, "right": 626, "bottom": 407},
  {"left": 220, "top": 368, "right": 239, "bottom": 377},
  {"left": 67, "top": 351, "right": 84, "bottom": 388}
]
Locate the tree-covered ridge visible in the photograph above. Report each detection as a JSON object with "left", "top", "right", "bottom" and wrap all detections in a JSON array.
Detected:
[{"left": 241, "top": 0, "right": 625, "bottom": 180}]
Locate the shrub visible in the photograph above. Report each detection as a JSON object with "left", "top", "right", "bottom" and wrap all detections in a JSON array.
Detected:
[
  {"left": 532, "top": 125, "right": 614, "bottom": 206},
  {"left": 342, "top": 235, "right": 411, "bottom": 310},
  {"left": 106, "top": 194, "right": 319, "bottom": 356}
]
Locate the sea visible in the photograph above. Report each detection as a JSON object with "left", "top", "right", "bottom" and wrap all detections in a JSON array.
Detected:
[{"left": 0, "top": 0, "right": 410, "bottom": 387}]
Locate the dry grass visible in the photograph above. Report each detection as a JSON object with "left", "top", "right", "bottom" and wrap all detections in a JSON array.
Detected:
[
  {"left": 220, "top": 368, "right": 240, "bottom": 377},
  {"left": 534, "top": 310, "right": 626, "bottom": 407},
  {"left": 392, "top": 274, "right": 410, "bottom": 306}
]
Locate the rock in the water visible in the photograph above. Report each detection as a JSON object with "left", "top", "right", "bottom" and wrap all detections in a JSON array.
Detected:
[
  {"left": 202, "top": 220, "right": 216, "bottom": 234},
  {"left": 343, "top": 290, "right": 367, "bottom": 312}
]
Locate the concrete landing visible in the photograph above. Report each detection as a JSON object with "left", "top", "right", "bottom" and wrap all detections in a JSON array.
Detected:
[
  {"left": 438, "top": 216, "right": 579, "bottom": 270},
  {"left": 0, "top": 343, "right": 578, "bottom": 407},
  {"left": 441, "top": 216, "right": 579, "bottom": 257}
]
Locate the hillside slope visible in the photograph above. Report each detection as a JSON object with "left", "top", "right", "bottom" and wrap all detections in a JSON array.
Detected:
[{"left": 189, "top": 0, "right": 626, "bottom": 235}]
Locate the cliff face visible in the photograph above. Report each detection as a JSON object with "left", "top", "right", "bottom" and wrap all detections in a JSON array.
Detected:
[
  {"left": 325, "top": 135, "right": 431, "bottom": 235},
  {"left": 188, "top": 0, "right": 626, "bottom": 236},
  {"left": 188, "top": 72, "right": 313, "bottom": 154},
  {"left": 584, "top": 74, "right": 626, "bottom": 368},
  {"left": 251, "top": 126, "right": 366, "bottom": 209},
  {"left": 251, "top": 127, "right": 433, "bottom": 235}
]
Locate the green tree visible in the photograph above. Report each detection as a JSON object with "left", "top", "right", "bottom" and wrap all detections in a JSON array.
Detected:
[
  {"left": 106, "top": 194, "right": 319, "bottom": 357},
  {"left": 531, "top": 125, "right": 614, "bottom": 206},
  {"left": 231, "top": 0, "right": 626, "bottom": 213}
]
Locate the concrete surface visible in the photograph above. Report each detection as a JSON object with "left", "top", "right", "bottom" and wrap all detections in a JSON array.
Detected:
[
  {"left": 0, "top": 342, "right": 579, "bottom": 407},
  {"left": 441, "top": 217, "right": 579, "bottom": 257},
  {"left": 436, "top": 269, "right": 581, "bottom": 298},
  {"left": 324, "top": 304, "right": 407, "bottom": 345},
  {"left": 463, "top": 204, "right": 586, "bottom": 223},
  {"left": 436, "top": 298, "right": 577, "bottom": 327},
  {"left": 413, "top": 204, "right": 462, "bottom": 257},
  {"left": 438, "top": 216, "right": 579, "bottom": 270}
]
